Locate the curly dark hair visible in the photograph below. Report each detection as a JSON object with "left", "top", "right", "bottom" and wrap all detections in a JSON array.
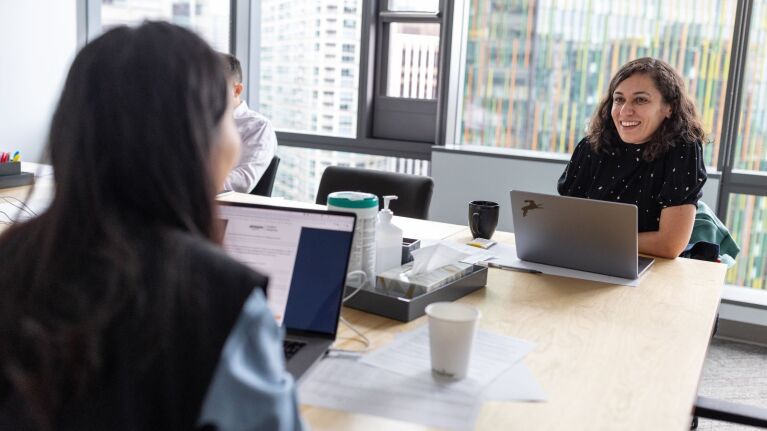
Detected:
[{"left": 587, "top": 57, "right": 705, "bottom": 161}]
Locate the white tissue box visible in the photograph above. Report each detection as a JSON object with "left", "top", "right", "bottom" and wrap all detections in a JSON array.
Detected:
[
  {"left": 344, "top": 264, "right": 487, "bottom": 322},
  {"left": 375, "top": 261, "right": 475, "bottom": 299}
]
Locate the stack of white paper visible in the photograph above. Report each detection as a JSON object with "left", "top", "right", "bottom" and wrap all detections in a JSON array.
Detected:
[
  {"left": 361, "top": 326, "right": 534, "bottom": 390},
  {"left": 299, "top": 326, "right": 546, "bottom": 431}
]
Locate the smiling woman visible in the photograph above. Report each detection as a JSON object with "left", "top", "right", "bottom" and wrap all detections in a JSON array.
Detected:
[
  {"left": 611, "top": 74, "right": 672, "bottom": 145},
  {"left": 557, "top": 57, "right": 708, "bottom": 259}
]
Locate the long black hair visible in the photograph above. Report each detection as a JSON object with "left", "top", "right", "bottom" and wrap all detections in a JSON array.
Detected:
[{"left": 0, "top": 22, "right": 229, "bottom": 428}]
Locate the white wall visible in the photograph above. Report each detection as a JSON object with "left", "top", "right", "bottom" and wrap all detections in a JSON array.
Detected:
[
  {"left": 0, "top": 1, "right": 78, "bottom": 163},
  {"left": 430, "top": 147, "right": 721, "bottom": 232}
]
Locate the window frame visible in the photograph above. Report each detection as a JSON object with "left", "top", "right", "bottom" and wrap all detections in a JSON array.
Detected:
[
  {"left": 245, "top": 0, "right": 456, "bottom": 160},
  {"left": 716, "top": 0, "right": 767, "bottom": 212},
  {"left": 76, "top": 0, "right": 100, "bottom": 47},
  {"left": 370, "top": 3, "right": 444, "bottom": 143},
  {"left": 711, "top": 0, "right": 767, "bottom": 294}
]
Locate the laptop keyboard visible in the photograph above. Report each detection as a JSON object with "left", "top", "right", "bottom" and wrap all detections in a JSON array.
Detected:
[{"left": 283, "top": 340, "right": 307, "bottom": 360}]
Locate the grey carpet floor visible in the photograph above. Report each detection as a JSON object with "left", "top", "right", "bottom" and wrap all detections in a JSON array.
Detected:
[{"left": 696, "top": 337, "right": 767, "bottom": 430}]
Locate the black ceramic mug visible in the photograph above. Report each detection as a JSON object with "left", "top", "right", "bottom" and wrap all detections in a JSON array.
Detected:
[{"left": 468, "top": 201, "right": 499, "bottom": 239}]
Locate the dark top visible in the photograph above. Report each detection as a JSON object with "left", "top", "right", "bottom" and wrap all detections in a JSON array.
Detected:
[
  {"left": 557, "top": 137, "right": 707, "bottom": 232},
  {"left": 0, "top": 228, "right": 267, "bottom": 430}
]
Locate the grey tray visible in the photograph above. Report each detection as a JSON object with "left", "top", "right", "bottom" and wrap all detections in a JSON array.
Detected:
[
  {"left": 343, "top": 265, "right": 487, "bottom": 322},
  {"left": 0, "top": 162, "right": 21, "bottom": 176},
  {"left": 0, "top": 172, "right": 33, "bottom": 189}
]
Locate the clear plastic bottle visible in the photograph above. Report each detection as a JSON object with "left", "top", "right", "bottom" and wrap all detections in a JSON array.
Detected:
[
  {"left": 375, "top": 195, "right": 403, "bottom": 274},
  {"left": 327, "top": 191, "right": 378, "bottom": 290}
]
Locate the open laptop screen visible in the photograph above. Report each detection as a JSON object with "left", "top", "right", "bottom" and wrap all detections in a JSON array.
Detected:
[{"left": 217, "top": 202, "right": 355, "bottom": 336}]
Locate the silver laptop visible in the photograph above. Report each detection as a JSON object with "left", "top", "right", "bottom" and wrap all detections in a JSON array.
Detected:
[
  {"left": 217, "top": 202, "right": 356, "bottom": 380},
  {"left": 510, "top": 190, "right": 654, "bottom": 279}
]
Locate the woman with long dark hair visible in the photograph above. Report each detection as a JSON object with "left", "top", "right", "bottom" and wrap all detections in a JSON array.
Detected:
[
  {"left": 558, "top": 57, "right": 707, "bottom": 258},
  {"left": 0, "top": 22, "right": 302, "bottom": 430}
]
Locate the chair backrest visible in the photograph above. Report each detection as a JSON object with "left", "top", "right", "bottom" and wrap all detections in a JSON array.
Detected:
[
  {"left": 315, "top": 166, "right": 434, "bottom": 220},
  {"left": 250, "top": 156, "right": 280, "bottom": 196}
]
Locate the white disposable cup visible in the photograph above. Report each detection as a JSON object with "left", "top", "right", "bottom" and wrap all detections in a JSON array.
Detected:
[{"left": 425, "top": 302, "right": 481, "bottom": 380}]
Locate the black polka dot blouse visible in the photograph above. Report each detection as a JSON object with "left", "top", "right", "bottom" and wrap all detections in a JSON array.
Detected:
[{"left": 557, "top": 137, "right": 707, "bottom": 233}]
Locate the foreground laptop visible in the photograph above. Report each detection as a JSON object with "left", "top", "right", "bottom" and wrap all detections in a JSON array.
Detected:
[
  {"left": 510, "top": 190, "right": 654, "bottom": 279},
  {"left": 217, "top": 201, "right": 356, "bottom": 380}
]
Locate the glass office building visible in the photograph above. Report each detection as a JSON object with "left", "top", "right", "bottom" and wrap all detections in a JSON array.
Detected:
[
  {"left": 459, "top": 0, "right": 735, "bottom": 167},
  {"left": 258, "top": 0, "right": 361, "bottom": 138}
]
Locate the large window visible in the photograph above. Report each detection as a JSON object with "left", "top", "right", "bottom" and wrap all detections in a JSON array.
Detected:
[
  {"left": 458, "top": 0, "right": 737, "bottom": 168},
  {"left": 721, "top": 0, "right": 767, "bottom": 292},
  {"left": 94, "top": 0, "right": 436, "bottom": 206},
  {"left": 372, "top": 1, "right": 447, "bottom": 142},
  {"left": 260, "top": 1, "right": 435, "bottom": 200},
  {"left": 258, "top": 0, "right": 363, "bottom": 138},
  {"left": 100, "top": 0, "right": 230, "bottom": 52}
]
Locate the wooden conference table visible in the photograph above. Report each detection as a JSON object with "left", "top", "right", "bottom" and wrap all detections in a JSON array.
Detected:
[
  {"left": 0, "top": 177, "right": 726, "bottom": 430},
  {"left": 218, "top": 192, "right": 727, "bottom": 431}
]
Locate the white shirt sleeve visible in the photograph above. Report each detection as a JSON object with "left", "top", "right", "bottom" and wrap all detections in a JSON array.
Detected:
[{"left": 224, "top": 112, "right": 278, "bottom": 193}]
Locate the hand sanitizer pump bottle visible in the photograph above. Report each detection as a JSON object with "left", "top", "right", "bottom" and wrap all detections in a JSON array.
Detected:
[{"left": 376, "top": 195, "right": 403, "bottom": 274}]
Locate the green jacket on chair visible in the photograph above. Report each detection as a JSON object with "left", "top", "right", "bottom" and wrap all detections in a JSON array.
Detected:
[{"left": 689, "top": 201, "right": 740, "bottom": 266}]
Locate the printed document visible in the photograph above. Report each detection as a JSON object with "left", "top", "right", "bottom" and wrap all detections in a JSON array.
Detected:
[
  {"left": 361, "top": 325, "right": 535, "bottom": 391},
  {"left": 300, "top": 327, "right": 545, "bottom": 430},
  {"left": 300, "top": 357, "right": 480, "bottom": 431}
]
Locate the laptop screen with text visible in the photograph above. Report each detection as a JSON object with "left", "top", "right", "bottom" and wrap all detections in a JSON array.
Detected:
[{"left": 217, "top": 202, "right": 355, "bottom": 336}]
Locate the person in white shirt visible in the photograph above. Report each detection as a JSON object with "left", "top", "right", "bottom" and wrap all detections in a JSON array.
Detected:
[{"left": 221, "top": 54, "right": 278, "bottom": 193}]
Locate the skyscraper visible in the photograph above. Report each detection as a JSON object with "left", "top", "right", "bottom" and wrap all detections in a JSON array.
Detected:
[{"left": 261, "top": 0, "right": 430, "bottom": 203}]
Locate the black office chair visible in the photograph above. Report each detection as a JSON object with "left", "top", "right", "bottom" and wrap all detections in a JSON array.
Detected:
[
  {"left": 315, "top": 166, "right": 434, "bottom": 220},
  {"left": 689, "top": 316, "right": 767, "bottom": 429},
  {"left": 693, "top": 396, "right": 767, "bottom": 428},
  {"left": 249, "top": 156, "right": 280, "bottom": 197}
]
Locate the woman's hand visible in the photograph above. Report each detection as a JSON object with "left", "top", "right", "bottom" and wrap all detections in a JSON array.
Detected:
[{"left": 638, "top": 204, "right": 696, "bottom": 259}]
